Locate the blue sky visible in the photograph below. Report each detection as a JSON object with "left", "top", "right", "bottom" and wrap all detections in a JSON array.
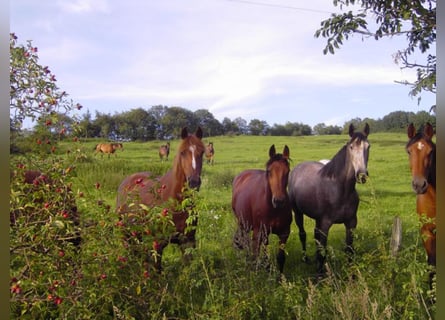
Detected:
[{"left": 10, "top": 0, "right": 435, "bottom": 128}]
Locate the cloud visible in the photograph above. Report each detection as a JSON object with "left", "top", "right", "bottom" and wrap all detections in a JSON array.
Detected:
[{"left": 57, "top": 0, "right": 110, "bottom": 14}]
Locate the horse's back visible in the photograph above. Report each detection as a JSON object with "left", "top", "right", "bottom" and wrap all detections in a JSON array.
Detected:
[
  {"left": 289, "top": 161, "right": 359, "bottom": 221},
  {"left": 116, "top": 171, "right": 157, "bottom": 213}
]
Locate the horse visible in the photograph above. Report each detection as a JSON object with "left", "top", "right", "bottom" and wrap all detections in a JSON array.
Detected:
[
  {"left": 159, "top": 142, "right": 170, "bottom": 161},
  {"left": 232, "top": 145, "right": 291, "bottom": 273},
  {"left": 94, "top": 142, "right": 123, "bottom": 158},
  {"left": 205, "top": 142, "right": 215, "bottom": 165},
  {"left": 288, "top": 123, "right": 370, "bottom": 276},
  {"left": 116, "top": 127, "right": 205, "bottom": 270},
  {"left": 406, "top": 123, "right": 436, "bottom": 282}
]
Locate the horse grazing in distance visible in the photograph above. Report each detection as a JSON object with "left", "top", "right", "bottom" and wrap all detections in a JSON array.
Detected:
[
  {"left": 406, "top": 122, "right": 436, "bottom": 284},
  {"left": 205, "top": 142, "right": 215, "bottom": 165},
  {"left": 94, "top": 142, "right": 123, "bottom": 158},
  {"left": 159, "top": 142, "right": 170, "bottom": 161},
  {"left": 232, "top": 145, "right": 292, "bottom": 273},
  {"left": 116, "top": 127, "right": 205, "bottom": 270},
  {"left": 288, "top": 123, "right": 370, "bottom": 276}
]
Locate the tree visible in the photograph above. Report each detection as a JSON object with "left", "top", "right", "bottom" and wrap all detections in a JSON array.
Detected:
[
  {"left": 315, "top": 0, "right": 436, "bottom": 98},
  {"left": 10, "top": 33, "right": 82, "bottom": 153},
  {"left": 10, "top": 33, "right": 80, "bottom": 133},
  {"left": 248, "top": 119, "right": 269, "bottom": 136}
]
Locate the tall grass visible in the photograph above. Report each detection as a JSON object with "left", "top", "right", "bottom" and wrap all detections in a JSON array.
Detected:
[{"left": 52, "top": 133, "right": 436, "bottom": 319}]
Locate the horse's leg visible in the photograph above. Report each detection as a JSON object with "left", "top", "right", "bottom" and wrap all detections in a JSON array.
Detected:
[
  {"left": 344, "top": 217, "right": 357, "bottom": 257},
  {"left": 233, "top": 219, "right": 250, "bottom": 250},
  {"left": 253, "top": 225, "right": 270, "bottom": 271},
  {"left": 293, "top": 206, "right": 308, "bottom": 262},
  {"left": 314, "top": 221, "right": 330, "bottom": 276},
  {"left": 277, "top": 229, "right": 290, "bottom": 274}
]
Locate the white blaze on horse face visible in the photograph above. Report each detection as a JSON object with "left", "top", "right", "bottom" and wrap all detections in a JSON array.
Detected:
[
  {"left": 417, "top": 141, "right": 425, "bottom": 150},
  {"left": 350, "top": 139, "right": 369, "bottom": 176},
  {"left": 189, "top": 145, "right": 196, "bottom": 170}
]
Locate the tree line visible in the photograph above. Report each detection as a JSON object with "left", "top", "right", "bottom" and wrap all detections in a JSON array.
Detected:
[{"left": 72, "top": 105, "right": 435, "bottom": 141}]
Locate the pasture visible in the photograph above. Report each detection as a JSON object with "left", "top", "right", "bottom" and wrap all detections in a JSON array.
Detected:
[{"left": 11, "top": 132, "right": 436, "bottom": 319}]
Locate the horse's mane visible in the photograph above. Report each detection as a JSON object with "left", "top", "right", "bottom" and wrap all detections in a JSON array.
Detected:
[
  {"left": 266, "top": 153, "right": 290, "bottom": 169},
  {"left": 406, "top": 131, "right": 436, "bottom": 188},
  {"left": 319, "top": 132, "right": 368, "bottom": 179}
]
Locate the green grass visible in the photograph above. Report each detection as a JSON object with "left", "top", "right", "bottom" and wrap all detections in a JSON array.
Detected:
[{"left": 52, "top": 132, "right": 435, "bottom": 319}]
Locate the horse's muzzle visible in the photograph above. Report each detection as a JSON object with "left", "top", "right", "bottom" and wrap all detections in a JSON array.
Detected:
[
  {"left": 412, "top": 178, "right": 428, "bottom": 194},
  {"left": 188, "top": 177, "right": 201, "bottom": 191},
  {"left": 356, "top": 171, "right": 368, "bottom": 184}
]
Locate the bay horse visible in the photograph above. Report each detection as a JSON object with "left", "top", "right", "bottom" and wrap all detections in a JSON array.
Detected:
[
  {"left": 94, "top": 142, "right": 123, "bottom": 158},
  {"left": 406, "top": 123, "right": 436, "bottom": 280},
  {"left": 159, "top": 142, "right": 170, "bottom": 161},
  {"left": 288, "top": 123, "right": 370, "bottom": 276},
  {"left": 232, "top": 145, "right": 291, "bottom": 273},
  {"left": 205, "top": 142, "right": 215, "bottom": 165},
  {"left": 116, "top": 127, "right": 205, "bottom": 270}
]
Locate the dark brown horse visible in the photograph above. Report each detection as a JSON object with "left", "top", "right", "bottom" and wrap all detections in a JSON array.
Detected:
[
  {"left": 116, "top": 127, "right": 205, "bottom": 269},
  {"left": 159, "top": 142, "right": 170, "bottom": 161},
  {"left": 406, "top": 123, "right": 436, "bottom": 281},
  {"left": 288, "top": 123, "right": 370, "bottom": 276},
  {"left": 205, "top": 142, "right": 215, "bottom": 165},
  {"left": 232, "top": 145, "right": 291, "bottom": 273},
  {"left": 94, "top": 142, "right": 123, "bottom": 158}
]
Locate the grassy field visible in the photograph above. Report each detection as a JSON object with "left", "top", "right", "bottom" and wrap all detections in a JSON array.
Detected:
[{"left": 51, "top": 132, "right": 435, "bottom": 319}]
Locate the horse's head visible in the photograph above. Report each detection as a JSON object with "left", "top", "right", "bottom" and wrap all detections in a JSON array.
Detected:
[
  {"left": 177, "top": 127, "right": 205, "bottom": 190},
  {"left": 266, "top": 144, "right": 290, "bottom": 208},
  {"left": 406, "top": 123, "right": 435, "bottom": 194},
  {"left": 347, "top": 123, "right": 370, "bottom": 184}
]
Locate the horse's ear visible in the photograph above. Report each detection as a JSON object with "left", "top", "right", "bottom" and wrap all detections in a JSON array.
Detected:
[
  {"left": 269, "top": 144, "right": 276, "bottom": 158},
  {"left": 407, "top": 123, "right": 416, "bottom": 139},
  {"left": 363, "top": 123, "right": 370, "bottom": 137},
  {"left": 283, "top": 145, "right": 290, "bottom": 159},
  {"left": 424, "top": 122, "right": 434, "bottom": 140},
  {"left": 348, "top": 123, "right": 355, "bottom": 137},
  {"left": 195, "top": 127, "right": 203, "bottom": 139},
  {"left": 181, "top": 127, "right": 189, "bottom": 139}
]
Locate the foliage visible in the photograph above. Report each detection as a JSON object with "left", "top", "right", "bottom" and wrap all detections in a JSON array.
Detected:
[
  {"left": 315, "top": 0, "right": 436, "bottom": 98},
  {"left": 9, "top": 33, "right": 82, "bottom": 154},
  {"left": 10, "top": 133, "right": 436, "bottom": 319}
]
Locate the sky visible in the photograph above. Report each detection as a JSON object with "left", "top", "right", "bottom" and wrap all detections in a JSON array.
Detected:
[{"left": 10, "top": 0, "right": 436, "bottom": 128}]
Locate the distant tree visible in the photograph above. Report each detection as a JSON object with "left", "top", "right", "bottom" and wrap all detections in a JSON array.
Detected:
[
  {"left": 94, "top": 112, "right": 115, "bottom": 139},
  {"left": 248, "top": 119, "right": 269, "bottom": 135},
  {"left": 316, "top": 0, "right": 436, "bottom": 100},
  {"left": 116, "top": 108, "right": 157, "bottom": 141},
  {"left": 194, "top": 109, "right": 223, "bottom": 137},
  {"left": 161, "top": 106, "right": 196, "bottom": 138},
  {"left": 233, "top": 117, "right": 248, "bottom": 135},
  {"left": 314, "top": 123, "right": 342, "bottom": 135},
  {"left": 221, "top": 117, "right": 238, "bottom": 135}
]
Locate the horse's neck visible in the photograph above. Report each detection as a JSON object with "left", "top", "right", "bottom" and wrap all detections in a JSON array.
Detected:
[
  {"left": 324, "top": 147, "right": 356, "bottom": 187},
  {"left": 161, "top": 163, "right": 186, "bottom": 202},
  {"left": 417, "top": 184, "right": 436, "bottom": 218}
]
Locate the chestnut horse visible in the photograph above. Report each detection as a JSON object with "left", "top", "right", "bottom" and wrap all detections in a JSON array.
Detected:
[
  {"left": 288, "top": 123, "right": 370, "bottom": 276},
  {"left": 159, "top": 142, "right": 170, "bottom": 161},
  {"left": 406, "top": 123, "right": 436, "bottom": 280},
  {"left": 94, "top": 142, "right": 123, "bottom": 158},
  {"left": 232, "top": 145, "right": 291, "bottom": 273},
  {"left": 205, "top": 142, "right": 215, "bottom": 165},
  {"left": 116, "top": 127, "right": 205, "bottom": 270}
]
